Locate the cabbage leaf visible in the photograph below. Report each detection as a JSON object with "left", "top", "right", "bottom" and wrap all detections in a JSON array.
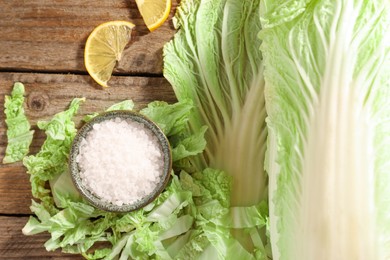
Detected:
[
  {"left": 23, "top": 99, "right": 250, "bottom": 259},
  {"left": 2, "top": 82, "right": 34, "bottom": 164},
  {"left": 260, "top": 0, "right": 390, "bottom": 259},
  {"left": 23, "top": 98, "right": 85, "bottom": 214},
  {"left": 164, "top": 0, "right": 269, "bottom": 256},
  {"left": 164, "top": 0, "right": 267, "bottom": 206}
]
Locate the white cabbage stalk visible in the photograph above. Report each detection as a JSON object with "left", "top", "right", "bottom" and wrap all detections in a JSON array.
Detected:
[{"left": 260, "top": 0, "right": 390, "bottom": 259}]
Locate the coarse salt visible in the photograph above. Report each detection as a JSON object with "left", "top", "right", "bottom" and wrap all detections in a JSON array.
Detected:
[{"left": 76, "top": 117, "right": 164, "bottom": 206}]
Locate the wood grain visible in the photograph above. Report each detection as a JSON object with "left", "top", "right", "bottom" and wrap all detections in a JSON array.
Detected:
[
  {"left": 0, "top": 72, "right": 176, "bottom": 215},
  {"left": 0, "top": 0, "right": 178, "bottom": 75},
  {"left": 0, "top": 0, "right": 180, "bottom": 258},
  {"left": 0, "top": 216, "right": 83, "bottom": 259}
]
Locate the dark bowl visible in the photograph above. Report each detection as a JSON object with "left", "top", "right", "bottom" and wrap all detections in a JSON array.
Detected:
[{"left": 69, "top": 110, "right": 172, "bottom": 213}]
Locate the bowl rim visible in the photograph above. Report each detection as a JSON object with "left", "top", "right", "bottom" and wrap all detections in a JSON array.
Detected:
[{"left": 69, "top": 110, "right": 172, "bottom": 213}]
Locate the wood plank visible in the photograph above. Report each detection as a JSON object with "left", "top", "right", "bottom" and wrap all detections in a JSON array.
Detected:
[
  {"left": 0, "top": 0, "right": 178, "bottom": 74},
  {"left": 0, "top": 216, "right": 83, "bottom": 259},
  {"left": 0, "top": 72, "right": 176, "bottom": 215},
  {"left": 0, "top": 164, "right": 32, "bottom": 215}
]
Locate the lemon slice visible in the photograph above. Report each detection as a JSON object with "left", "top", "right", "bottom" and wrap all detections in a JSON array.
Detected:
[
  {"left": 135, "top": 0, "right": 171, "bottom": 31},
  {"left": 84, "top": 21, "right": 135, "bottom": 88}
]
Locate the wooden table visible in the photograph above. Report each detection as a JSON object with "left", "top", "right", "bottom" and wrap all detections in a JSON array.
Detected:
[{"left": 0, "top": 1, "right": 177, "bottom": 258}]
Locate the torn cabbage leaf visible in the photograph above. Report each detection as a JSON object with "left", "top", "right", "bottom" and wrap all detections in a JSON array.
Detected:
[
  {"left": 23, "top": 99, "right": 251, "bottom": 260},
  {"left": 3, "top": 82, "right": 34, "bottom": 164},
  {"left": 23, "top": 98, "right": 85, "bottom": 214}
]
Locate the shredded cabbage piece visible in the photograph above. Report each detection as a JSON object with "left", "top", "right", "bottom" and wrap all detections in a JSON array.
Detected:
[
  {"left": 3, "top": 82, "right": 34, "bottom": 164},
  {"left": 22, "top": 99, "right": 253, "bottom": 259}
]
